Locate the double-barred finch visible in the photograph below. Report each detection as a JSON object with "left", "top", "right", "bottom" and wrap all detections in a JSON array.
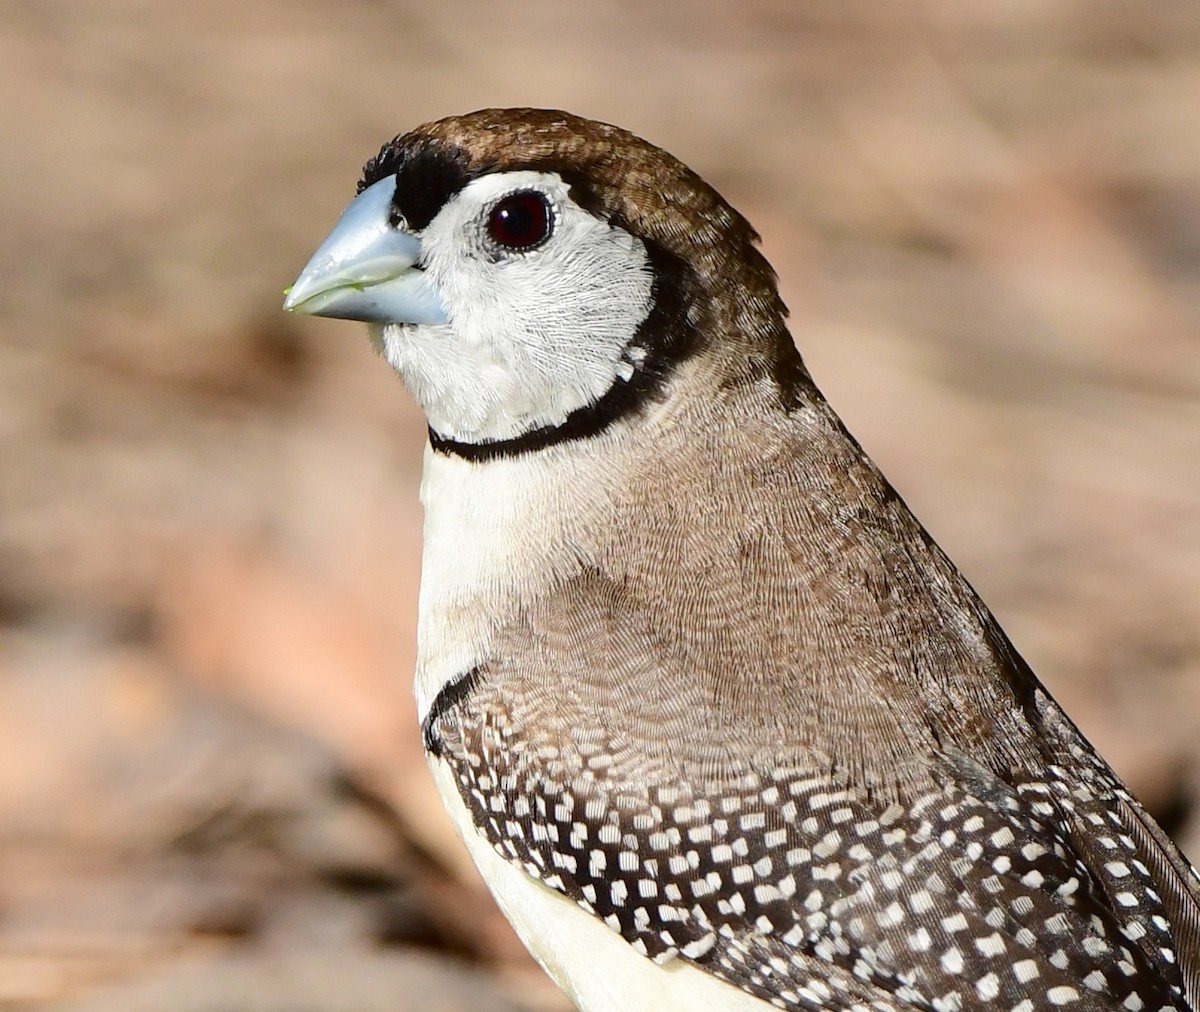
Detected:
[{"left": 285, "top": 109, "right": 1200, "bottom": 1011}]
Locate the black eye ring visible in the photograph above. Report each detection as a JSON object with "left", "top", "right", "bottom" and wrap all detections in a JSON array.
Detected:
[{"left": 486, "top": 191, "right": 554, "bottom": 251}]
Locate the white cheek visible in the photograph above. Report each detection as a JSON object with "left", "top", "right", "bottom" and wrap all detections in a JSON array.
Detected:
[{"left": 381, "top": 173, "right": 655, "bottom": 444}]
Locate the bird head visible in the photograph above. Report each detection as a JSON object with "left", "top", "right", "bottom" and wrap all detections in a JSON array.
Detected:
[{"left": 285, "top": 109, "right": 795, "bottom": 455}]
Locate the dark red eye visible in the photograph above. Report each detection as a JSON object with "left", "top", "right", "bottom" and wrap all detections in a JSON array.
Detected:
[{"left": 486, "top": 191, "right": 553, "bottom": 250}]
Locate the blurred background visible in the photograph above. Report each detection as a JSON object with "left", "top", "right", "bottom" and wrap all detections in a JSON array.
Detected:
[{"left": 2, "top": 1, "right": 1199, "bottom": 1009}]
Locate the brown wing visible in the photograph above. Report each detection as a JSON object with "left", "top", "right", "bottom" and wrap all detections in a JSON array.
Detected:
[{"left": 425, "top": 659, "right": 1195, "bottom": 1011}]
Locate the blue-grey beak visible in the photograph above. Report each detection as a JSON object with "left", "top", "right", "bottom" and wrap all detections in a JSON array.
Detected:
[{"left": 283, "top": 176, "right": 449, "bottom": 325}]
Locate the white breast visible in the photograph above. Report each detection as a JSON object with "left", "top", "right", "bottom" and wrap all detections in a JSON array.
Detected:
[
  {"left": 412, "top": 382, "right": 776, "bottom": 1008},
  {"left": 412, "top": 441, "right": 617, "bottom": 719}
]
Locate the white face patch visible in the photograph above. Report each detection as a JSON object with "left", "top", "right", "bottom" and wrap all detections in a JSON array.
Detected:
[{"left": 371, "top": 171, "right": 655, "bottom": 444}]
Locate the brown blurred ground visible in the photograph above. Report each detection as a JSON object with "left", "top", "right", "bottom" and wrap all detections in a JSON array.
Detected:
[{"left": 1, "top": 1, "right": 1199, "bottom": 1009}]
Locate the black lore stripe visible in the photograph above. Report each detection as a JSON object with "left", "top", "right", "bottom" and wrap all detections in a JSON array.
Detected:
[
  {"left": 359, "top": 136, "right": 477, "bottom": 231},
  {"left": 430, "top": 240, "right": 701, "bottom": 463}
]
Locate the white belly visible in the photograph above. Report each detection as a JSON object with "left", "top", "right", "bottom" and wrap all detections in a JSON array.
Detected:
[{"left": 428, "top": 758, "right": 772, "bottom": 1012}]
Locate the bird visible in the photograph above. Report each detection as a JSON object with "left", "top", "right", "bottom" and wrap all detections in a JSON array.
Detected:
[{"left": 284, "top": 108, "right": 1200, "bottom": 1011}]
